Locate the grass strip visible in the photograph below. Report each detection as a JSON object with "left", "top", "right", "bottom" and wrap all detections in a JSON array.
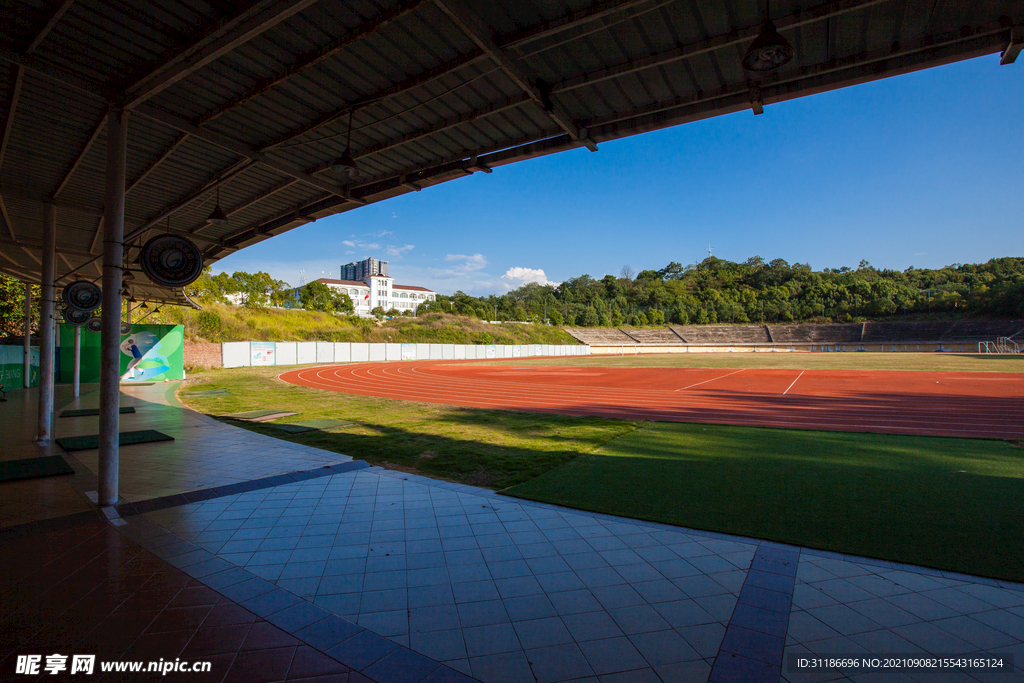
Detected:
[
  {"left": 494, "top": 352, "right": 1024, "bottom": 373},
  {"left": 226, "top": 409, "right": 297, "bottom": 420},
  {"left": 178, "top": 367, "right": 636, "bottom": 489},
  {"left": 504, "top": 421, "right": 1024, "bottom": 583},
  {"left": 182, "top": 389, "right": 232, "bottom": 397},
  {"left": 266, "top": 419, "right": 353, "bottom": 433}
]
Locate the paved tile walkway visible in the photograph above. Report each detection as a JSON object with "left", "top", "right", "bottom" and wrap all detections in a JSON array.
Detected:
[
  {"left": 138, "top": 467, "right": 1024, "bottom": 683},
  {"left": 0, "top": 516, "right": 368, "bottom": 683},
  {"left": 0, "top": 382, "right": 346, "bottom": 525},
  {"left": 1, "top": 381, "right": 1023, "bottom": 683}
]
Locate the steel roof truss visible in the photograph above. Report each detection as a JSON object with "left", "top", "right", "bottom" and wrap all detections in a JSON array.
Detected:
[
  {"left": 120, "top": 0, "right": 321, "bottom": 110},
  {"left": 432, "top": 0, "right": 597, "bottom": 151}
]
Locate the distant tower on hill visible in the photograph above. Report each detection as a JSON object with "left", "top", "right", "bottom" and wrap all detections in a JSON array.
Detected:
[{"left": 340, "top": 257, "right": 388, "bottom": 281}]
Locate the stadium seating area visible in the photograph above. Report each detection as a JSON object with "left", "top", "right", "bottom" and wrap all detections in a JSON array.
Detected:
[
  {"left": 861, "top": 322, "right": 953, "bottom": 343},
  {"left": 672, "top": 325, "right": 771, "bottom": 344},
  {"left": 622, "top": 328, "right": 686, "bottom": 344},
  {"left": 565, "top": 320, "right": 1024, "bottom": 346},
  {"left": 562, "top": 328, "right": 638, "bottom": 345},
  {"left": 938, "top": 320, "right": 1024, "bottom": 342},
  {"left": 768, "top": 324, "right": 863, "bottom": 344}
]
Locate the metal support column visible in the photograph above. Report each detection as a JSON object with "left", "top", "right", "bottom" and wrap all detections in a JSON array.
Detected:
[
  {"left": 36, "top": 204, "right": 56, "bottom": 444},
  {"left": 23, "top": 282, "right": 31, "bottom": 388},
  {"left": 99, "top": 108, "right": 128, "bottom": 507},
  {"left": 73, "top": 324, "right": 81, "bottom": 397}
]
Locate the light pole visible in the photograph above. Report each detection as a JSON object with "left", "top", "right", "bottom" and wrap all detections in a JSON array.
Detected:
[{"left": 917, "top": 288, "right": 932, "bottom": 314}]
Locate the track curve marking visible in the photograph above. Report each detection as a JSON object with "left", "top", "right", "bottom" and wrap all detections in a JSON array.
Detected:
[{"left": 278, "top": 360, "right": 1024, "bottom": 440}]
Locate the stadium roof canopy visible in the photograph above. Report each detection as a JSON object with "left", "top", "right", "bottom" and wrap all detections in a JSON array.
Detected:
[{"left": 1, "top": 0, "right": 1021, "bottom": 305}]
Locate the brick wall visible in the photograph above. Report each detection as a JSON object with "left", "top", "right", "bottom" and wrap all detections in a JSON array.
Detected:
[{"left": 184, "top": 342, "right": 222, "bottom": 369}]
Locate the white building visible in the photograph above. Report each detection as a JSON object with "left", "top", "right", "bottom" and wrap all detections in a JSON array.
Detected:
[{"left": 312, "top": 275, "right": 435, "bottom": 317}]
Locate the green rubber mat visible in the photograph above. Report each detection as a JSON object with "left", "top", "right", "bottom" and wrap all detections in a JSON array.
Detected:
[
  {"left": 56, "top": 429, "right": 174, "bottom": 452},
  {"left": 183, "top": 389, "right": 232, "bottom": 397},
  {"left": 0, "top": 456, "right": 74, "bottom": 482},
  {"left": 267, "top": 419, "right": 353, "bottom": 434},
  {"left": 60, "top": 407, "right": 136, "bottom": 418},
  {"left": 227, "top": 409, "right": 298, "bottom": 421}
]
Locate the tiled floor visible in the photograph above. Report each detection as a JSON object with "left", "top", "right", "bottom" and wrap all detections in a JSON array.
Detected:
[
  {"left": 0, "top": 382, "right": 346, "bottom": 525},
  {"left": 0, "top": 385, "right": 93, "bottom": 527},
  {"left": 138, "top": 467, "right": 1024, "bottom": 683},
  {"left": 0, "top": 517, "right": 365, "bottom": 683},
  {"left": 140, "top": 470, "right": 747, "bottom": 682},
  {"left": 2, "top": 381, "right": 1023, "bottom": 683}
]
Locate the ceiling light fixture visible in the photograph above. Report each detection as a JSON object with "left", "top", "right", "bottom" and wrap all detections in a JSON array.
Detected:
[
  {"left": 206, "top": 186, "right": 229, "bottom": 225},
  {"left": 742, "top": 0, "right": 794, "bottom": 72},
  {"left": 332, "top": 109, "right": 359, "bottom": 179}
]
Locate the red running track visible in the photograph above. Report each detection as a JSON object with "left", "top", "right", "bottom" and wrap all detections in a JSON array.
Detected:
[{"left": 279, "top": 360, "right": 1024, "bottom": 440}]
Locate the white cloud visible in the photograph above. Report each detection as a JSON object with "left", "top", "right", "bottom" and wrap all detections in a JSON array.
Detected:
[
  {"left": 345, "top": 250, "right": 354, "bottom": 255},
  {"left": 431, "top": 253, "right": 488, "bottom": 280},
  {"left": 500, "top": 266, "right": 559, "bottom": 289},
  {"left": 373, "top": 230, "right": 394, "bottom": 237},
  {"left": 385, "top": 244, "right": 415, "bottom": 257},
  {"left": 342, "top": 239, "right": 380, "bottom": 250}
]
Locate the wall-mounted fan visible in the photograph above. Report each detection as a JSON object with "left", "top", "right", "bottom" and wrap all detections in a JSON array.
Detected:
[
  {"left": 64, "top": 308, "right": 90, "bottom": 325},
  {"left": 139, "top": 234, "right": 203, "bottom": 287},
  {"left": 62, "top": 281, "right": 102, "bottom": 312}
]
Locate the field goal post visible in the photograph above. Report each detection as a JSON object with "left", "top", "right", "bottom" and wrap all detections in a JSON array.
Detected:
[{"left": 979, "top": 337, "right": 1021, "bottom": 354}]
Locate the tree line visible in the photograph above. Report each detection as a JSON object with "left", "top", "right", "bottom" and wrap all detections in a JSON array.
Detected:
[
  {"left": 417, "top": 257, "right": 1024, "bottom": 327},
  {"left": 3, "top": 256, "right": 1022, "bottom": 335}
]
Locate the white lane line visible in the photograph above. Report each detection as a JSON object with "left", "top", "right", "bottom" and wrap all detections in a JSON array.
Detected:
[
  {"left": 676, "top": 368, "right": 746, "bottom": 392},
  {"left": 783, "top": 370, "right": 805, "bottom": 395}
]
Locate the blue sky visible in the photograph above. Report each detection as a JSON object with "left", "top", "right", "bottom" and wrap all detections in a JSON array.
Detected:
[{"left": 215, "top": 54, "right": 1023, "bottom": 295}]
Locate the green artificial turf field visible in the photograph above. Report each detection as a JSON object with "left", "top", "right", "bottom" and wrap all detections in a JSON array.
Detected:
[
  {"left": 505, "top": 421, "right": 1024, "bottom": 582},
  {"left": 494, "top": 351, "right": 1024, "bottom": 372},
  {"left": 180, "top": 355, "right": 1024, "bottom": 581}
]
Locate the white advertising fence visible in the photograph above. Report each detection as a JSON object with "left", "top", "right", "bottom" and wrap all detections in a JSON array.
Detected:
[{"left": 221, "top": 341, "right": 590, "bottom": 368}]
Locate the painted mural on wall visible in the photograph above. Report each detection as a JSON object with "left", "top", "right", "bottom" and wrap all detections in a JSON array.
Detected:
[
  {"left": 59, "top": 324, "right": 185, "bottom": 384},
  {"left": 120, "top": 328, "right": 182, "bottom": 381}
]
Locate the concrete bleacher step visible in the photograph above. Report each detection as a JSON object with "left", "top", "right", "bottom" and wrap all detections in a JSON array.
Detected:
[
  {"left": 768, "top": 324, "right": 862, "bottom": 344},
  {"left": 623, "top": 329, "right": 686, "bottom": 344},
  {"left": 672, "top": 325, "right": 771, "bottom": 344},
  {"left": 562, "top": 321, "right": 1024, "bottom": 347}
]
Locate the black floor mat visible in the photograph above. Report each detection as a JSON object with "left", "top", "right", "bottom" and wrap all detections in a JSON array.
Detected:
[
  {"left": 59, "top": 407, "right": 137, "bottom": 418},
  {"left": 0, "top": 456, "right": 75, "bottom": 482},
  {"left": 56, "top": 430, "right": 174, "bottom": 452}
]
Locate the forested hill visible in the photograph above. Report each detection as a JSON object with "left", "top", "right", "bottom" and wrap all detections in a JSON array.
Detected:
[{"left": 418, "top": 257, "right": 1024, "bottom": 327}]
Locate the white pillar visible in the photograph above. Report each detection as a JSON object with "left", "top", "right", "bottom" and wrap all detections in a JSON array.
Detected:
[
  {"left": 23, "top": 282, "right": 31, "bottom": 388},
  {"left": 36, "top": 204, "right": 56, "bottom": 444},
  {"left": 73, "top": 324, "right": 81, "bottom": 397},
  {"left": 99, "top": 108, "right": 128, "bottom": 507}
]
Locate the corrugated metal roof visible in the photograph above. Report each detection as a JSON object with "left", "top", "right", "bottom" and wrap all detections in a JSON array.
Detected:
[{"left": 0, "top": 0, "right": 1020, "bottom": 306}]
